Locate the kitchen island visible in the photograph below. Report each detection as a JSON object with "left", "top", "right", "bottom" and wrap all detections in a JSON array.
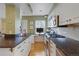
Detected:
[{"left": 0, "top": 34, "right": 34, "bottom": 56}]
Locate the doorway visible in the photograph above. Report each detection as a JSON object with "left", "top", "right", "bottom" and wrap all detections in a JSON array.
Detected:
[{"left": 35, "top": 20, "right": 45, "bottom": 34}]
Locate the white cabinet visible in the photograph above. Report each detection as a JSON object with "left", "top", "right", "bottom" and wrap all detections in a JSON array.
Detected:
[
  {"left": 13, "top": 41, "right": 26, "bottom": 56},
  {"left": 59, "top": 16, "right": 69, "bottom": 25},
  {"left": 0, "top": 3, "right": 5, "bottom": 18},
  {"left": 59, "top": 16, "right": 79, "bottom": 25},
  {"left": 69, "top": 17, "right": 79, "bottom": 24},
  {"left": 0, "top": 35, "right": 34, "bottom": 56},
  {"left": 13, "top": 35, "right": 34, "bottom": 56},
  {"left": 58, "top": 4, "right": 79, "bottom": 26},
  {"left": 28, "top": 35, "right": 34, "bottom": 44},
  {"left": 49, "top": 40, "right": 56, "bottom": 56}
]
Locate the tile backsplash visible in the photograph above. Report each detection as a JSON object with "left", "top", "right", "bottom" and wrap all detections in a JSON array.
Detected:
[{"left": 52, "top": 27, "right": 79, "bottom": 41}]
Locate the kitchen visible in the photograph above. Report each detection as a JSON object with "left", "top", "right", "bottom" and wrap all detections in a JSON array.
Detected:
[{"left": 0, "top": 3, "right": 79, "bottom": 56}]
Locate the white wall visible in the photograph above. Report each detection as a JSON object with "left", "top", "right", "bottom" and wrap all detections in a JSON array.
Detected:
[
  {"left": 35, "top": 20, "right": 45, "bottom": 28},
  {"left": 48, "top": 3, "right": 79, "bottom": 41},
  {"left": 20, "top": 4, "right": 32, "bottom": 16},
  {"left": 0, "top": 3, "right": 5, "bottom": 33},
  {"left": 0, "top": 20, "right": 2, "bottom": 32},
  {"left": 0, "top": 3, "right": 5, "bottom": 18},
  {"left": 15, "top": 7, "right": 21, "bottom": 34}
]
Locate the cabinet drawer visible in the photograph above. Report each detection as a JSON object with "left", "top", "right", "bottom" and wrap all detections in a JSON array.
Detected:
[
  {"left": 13, "top": 35, "right": 34, "bottom": 56},
  {"left": 49, "top": 47, "right": 56, "bottom": 56},
  {"left": 13, "top": 42, "right": 24, "bottom": 51}
]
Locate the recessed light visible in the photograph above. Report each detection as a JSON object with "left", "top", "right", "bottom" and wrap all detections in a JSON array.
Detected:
[{"left": 44, "top": 16, "right": 47, "bottom": 18}]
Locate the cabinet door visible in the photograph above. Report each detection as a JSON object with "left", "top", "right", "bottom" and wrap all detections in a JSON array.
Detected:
[
  {"left": 18, "top": 44, "right": 27, "bottom": 56},
  {"left": 13, "top": 36, "right": 34, "bottom": 56},
  {"left": 59, "top": 15, "right": 79, "bottom": 25},
  {"left": 22, "top": 40, "right": 30, "bottom": 56},
  {"left": 49, "top": 40, "right": 56, "bottom": 56},
  {"left": 13, "top": 45, "right": 25, "bottom": 56},
  {"left": 13, "top": 41, "right": 24, "bottom": 56},
  {"left": 69, "top": 17, "right": 79, "bottom": 24},
  {"left": 59, "top": 15, "right": 69, "bottom": 25},
  {"left": 31, "top": 35, "right": 34, "bottom": 44}
]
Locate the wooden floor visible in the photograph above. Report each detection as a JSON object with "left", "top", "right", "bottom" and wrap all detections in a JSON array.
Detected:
[
  {"left": 29, "top": 35, "right": 46, "bottom": 56},
  {"left": 29, "top": 42, "right": 46, "bottom": 56},
  {"left": 28, "top": 35, "right": 63, "bottom": 56}
]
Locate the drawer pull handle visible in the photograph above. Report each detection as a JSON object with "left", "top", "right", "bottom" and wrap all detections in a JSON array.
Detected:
[
  {"left": 17, "top": 46, "right": 21, "bottom": 49},
  {"left": 24, "top": 42, "right": 26, "bottom": 43},
  {"left": 21, "top": 49, "right": 24, "bottom": 52}
]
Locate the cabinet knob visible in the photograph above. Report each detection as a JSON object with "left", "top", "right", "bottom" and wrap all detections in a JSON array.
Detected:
[
  {"left": 21, "top": 49, "right": 24, "bottom": 52},
  {"left": 17, "top": 46, "right": 21, "bottom": 49},
  {"left": 24, "top": 42, "right": 26, "bottom": 43}
]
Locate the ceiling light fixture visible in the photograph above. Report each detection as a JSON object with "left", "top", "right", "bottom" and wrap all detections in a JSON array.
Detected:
[{"left": 44, "top": 15, "right": 47, "bottom": 18}]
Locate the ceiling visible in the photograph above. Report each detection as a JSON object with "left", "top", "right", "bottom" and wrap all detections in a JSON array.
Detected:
[{"left": 15, "top": 3, "right": 54, "bottom": 16}]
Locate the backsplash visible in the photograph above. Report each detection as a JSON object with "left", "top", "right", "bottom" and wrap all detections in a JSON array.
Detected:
[{"left": 52, "top": 27, "right": 79, "bottom": 41}]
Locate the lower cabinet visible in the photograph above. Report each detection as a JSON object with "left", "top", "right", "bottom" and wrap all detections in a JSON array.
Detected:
[
  {"left": 13, "top": 35, "right": 34, "bottom": 56},
  {"left": 49, "top": 40, "right": 56, "bottom": 56},
  {"left": 0, "top": 35, "right": 34, "bottom": 56}
]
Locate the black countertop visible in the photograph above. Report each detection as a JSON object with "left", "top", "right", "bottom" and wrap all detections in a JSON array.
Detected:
[
  {"left": 0, "top": 35, "right": 30, "bottom": 48},
  {"left": 50, "top": 37, "right": 79, "bottom": 56}
]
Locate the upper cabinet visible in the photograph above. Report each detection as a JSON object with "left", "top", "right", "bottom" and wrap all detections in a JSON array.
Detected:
[
  {"left": 59, "top": 16, "right": 79, "bottom": 26},
  {"left": 49, "top": 4, "right": 79, "bottom": 26},
  {"left": 59, "top": 15, "right": 69, "bottom": 25},
  {"left": 70, "top": 17, "right": 79, "bottom": 24},
  {"left": 0, "top": 3, "right": 5, "bottom": 19},
  {"left": 59, "top": 4, "right": 79, "bottom": 26}
]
